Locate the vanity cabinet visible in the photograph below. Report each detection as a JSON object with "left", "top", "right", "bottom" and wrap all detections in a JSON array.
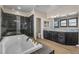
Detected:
[
  {"left": 43, "top": 30, "right": 50, "bottom": 40},
  {"left": 52, "top": 32, "right": 58, "bottom": 42},
  {"left": 43, "top": 30, "right": 78, "bottom": 45},
  {"left": 57, "top": 32, "right": 78, "bottom": 45},
  {"left": 65, "top": 32, "right": 78, "bottom": 45},
  {"left": 57, "top": 32, "right": 65, "bottom": 44}
]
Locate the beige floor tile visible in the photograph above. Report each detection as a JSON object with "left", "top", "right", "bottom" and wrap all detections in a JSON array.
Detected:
[{"left": 37, "top": 39, "right": 79, "bottom": 54}]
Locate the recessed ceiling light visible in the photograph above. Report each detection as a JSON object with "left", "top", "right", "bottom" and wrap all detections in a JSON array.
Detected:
[{"left": 17, "top": 6, "right": 21, "bottom": 10}]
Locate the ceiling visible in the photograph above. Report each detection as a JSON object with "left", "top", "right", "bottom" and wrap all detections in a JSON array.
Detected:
[
  {"left": 3, "top": 5, "right": 79, "bottom": 17},
  {"left": 3, "top": 5, "right": 55, "bottom": 13}
]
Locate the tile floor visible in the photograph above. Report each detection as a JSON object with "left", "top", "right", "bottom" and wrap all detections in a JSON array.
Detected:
[{"left": 37, "top": 39, "right": 79, "bottom": 54}]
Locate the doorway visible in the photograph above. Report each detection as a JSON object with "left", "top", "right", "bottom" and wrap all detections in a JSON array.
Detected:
[{"left": 36, "top": 18, "right": 41, "bottom": 39}]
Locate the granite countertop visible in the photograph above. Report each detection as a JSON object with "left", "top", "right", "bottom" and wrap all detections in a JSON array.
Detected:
[{"left": 44, "top": 28, "right": 79, "bottom": 32}]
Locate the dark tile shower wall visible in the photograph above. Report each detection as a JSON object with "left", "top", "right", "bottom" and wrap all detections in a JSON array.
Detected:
[
  {"left": 0, "top": 9, "right": 2, "bottom": 41},
  {"left": 29, "top": 15, "right": 34, "bottom": 37},
  {"left": 20, "top": 15, "right": 34, "bottom": 37},
  {"left": 1, "top": 11, "right": 34, "bottom": 41},
  {"left": 1, "top": 12, "right": 17, "bottom": 37}
]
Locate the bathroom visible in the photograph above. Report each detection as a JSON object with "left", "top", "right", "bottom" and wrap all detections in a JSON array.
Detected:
[{"left": 0, "top": 5, "right": 79, "bottom": 54}]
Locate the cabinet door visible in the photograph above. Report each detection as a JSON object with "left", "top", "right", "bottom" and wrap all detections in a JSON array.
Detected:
[
  {"left": 43, "top": 31, "right": 49, "bottom": 39},
  {"left": 52, "top": 32, "right": 58, "bottom": 42},
  {"left": 58, "top": 32, "right": 65, "bottom": 44},
  {"left": 49, "top": 31, "right": 52, "bottom": 40},
  {"left": 65, "top": 32, "right": 78, "bottom": 45}
]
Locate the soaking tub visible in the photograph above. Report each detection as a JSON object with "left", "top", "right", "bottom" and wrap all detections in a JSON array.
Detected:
[{"left": 0, "top": 34, "right": 43, "bottom": 54}]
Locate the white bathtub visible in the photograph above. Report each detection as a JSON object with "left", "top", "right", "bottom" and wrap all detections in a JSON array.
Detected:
[{"left": 0, "top": 34, "right": 43, "bottom": 54}]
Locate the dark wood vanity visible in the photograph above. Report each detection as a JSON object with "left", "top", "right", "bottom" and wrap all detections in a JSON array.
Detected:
[{"left": 43, "top": 30, "right": 78, "bottom": 45}]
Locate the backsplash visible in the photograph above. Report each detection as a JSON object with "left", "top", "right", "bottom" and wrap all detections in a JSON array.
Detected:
[{"left": 44, "top": 28, "right": 79, "bottom": 32}]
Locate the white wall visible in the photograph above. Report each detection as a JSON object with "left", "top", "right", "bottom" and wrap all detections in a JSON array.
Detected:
[
  {"left": 36, "top": 18, "right": 41, "bottom": 36},
  {"left": 34, "top": 10, "right": 47, "bottom": 39}
]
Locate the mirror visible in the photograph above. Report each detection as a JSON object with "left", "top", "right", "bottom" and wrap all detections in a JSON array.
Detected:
[
  {"left": 60, "top": 19, "right": 67, "bottom": 27},
  {"left": 68, "top": 18, "right": 78, "bottom": 27}
]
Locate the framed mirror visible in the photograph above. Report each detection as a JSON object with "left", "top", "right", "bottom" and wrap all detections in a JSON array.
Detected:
[
  {"left": 54, "top": 21, "right": 59, "bottom": 28},
  {"left": 60, "top": 19, "right": 67, "bottom": 27},
  {"left": 68, "top": 18, "right": 78, "bottom": 27}
]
